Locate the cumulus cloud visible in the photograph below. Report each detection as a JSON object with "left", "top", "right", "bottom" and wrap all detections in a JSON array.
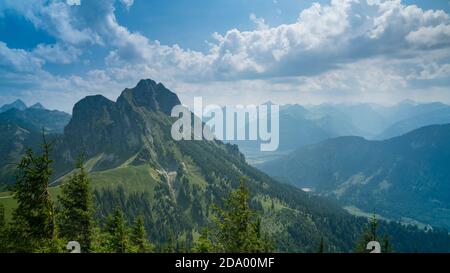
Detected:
[
  {"left": 0, "top": 42, "right": 44, "bottom": 73},
  {"left": 1, "top": 0, "right": 450, "bottom": 111},
  {"left": 4, "top": 0, "right": 450, "bottom": 80},
  {"left": 32, "top": 43, "right": 82, "bottom": 64},
  {"left": 406, "top": 24, "right": 450, "bottom": 48},
  {"left": 66, "top": 0, "right": 81, "bottom": 6},
  {"left": 120, "top": 0, "right": 134, "bottom": 9},
  {"left": 249, "top": 13, "right": 269, "bottom": 30}
]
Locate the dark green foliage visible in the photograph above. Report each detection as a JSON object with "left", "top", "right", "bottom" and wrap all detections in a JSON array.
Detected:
[
  {"left": 203, "top": 177, "right": 272, "bottom": 253},
  {"left": 130, "top": 215, "right": 154, "bottom": 253},
  {"left": 103, "top": 207, "right": 130, "bottom": 253},
  {"left": 0, "top": 204, "right": 6, "bottom": 252},
  {"left": 318, "top": 237, "right": 325, "bottom": 253},
  {"left": 57, "top": 158, "right": 95, "bottom": 252},
  {"left": 10, "top": 135, "right": 55, "bottom": 252},
  {"left": 354, "top": 214, "right": 392, "bottom": 253},
  {"left": 0, "top": 140, "right": 154, "bottom": 253},
  {"left": 260, "top": 124, "right": 450, "bottom": 229},
  {"left": 381, "top": 234, "right": 393, "bottom": 253},
  {"left": 192, "top": 228, "right": 214, "bottom": 253}
]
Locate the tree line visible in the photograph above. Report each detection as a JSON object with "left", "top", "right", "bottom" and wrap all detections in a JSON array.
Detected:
[
  {"left": 0, "top": 136, "right": 152, "bottom": 253},
  {"left": 0, "top": 135, "right": 391, "bottom": 253}
]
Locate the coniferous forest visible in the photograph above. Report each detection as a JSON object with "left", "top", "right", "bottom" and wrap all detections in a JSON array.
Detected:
[{"left": 1, "top": 133, "right": 450, "bottom": 253}]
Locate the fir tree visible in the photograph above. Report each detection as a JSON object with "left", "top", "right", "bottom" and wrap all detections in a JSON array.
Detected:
[
  {"left": 130, "top": 215, "right": 153, "bottom": 253},
  {"left": 382, "top": 234, "right": 394, "bottom": 253},
  {"left": 57, "top": 157, "right": 95, "bottom": 252},
  {"left": 355, "top": 214, "right": 382, "bottom": 253},
  {"left": 192, "top": 228, "right": 214, "bottom": 253},
  {"left": 104, "top": 207, "right": 130, "bottom": 253},
  {"left": 318, "top": 237, "right": 325, "bottom": 253},
  {"left": 210, "top": 177, "right": 272, "bottom": 253},
  {"left": 11, "top": 134, "right": 56, "bottom": 252},
  {"left": 162, "top": 232, "right": 177, "bottom": 253}
]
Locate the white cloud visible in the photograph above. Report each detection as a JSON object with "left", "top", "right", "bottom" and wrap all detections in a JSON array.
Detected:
[
  {"left": 5, "top": 0, "right": 450, "bottom": 81},
  {"left": 406, "top": 24, "right": 450, "bottom": 48},
  {"left": 66, "top": 0, "right": 81, "bottom": 6},
  {"left": 2, "top": 0, "right": 450, "bottom": 111},
  {"left": 120, "top": 0, "right": 134, "bottom": 9},
  {"left": 32, "top": 43, "right": 82, "bottom": 64},
  {"left": 249, "top": 13, "right": 269, "bottom": 30},
  {"left": 0, "top": 42, "right": 44, "bottom": 73}
]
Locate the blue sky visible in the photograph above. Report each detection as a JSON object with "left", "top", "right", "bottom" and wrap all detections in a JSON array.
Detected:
[{"left": 1, "top": 0, "right": 450, "bottom": 112}]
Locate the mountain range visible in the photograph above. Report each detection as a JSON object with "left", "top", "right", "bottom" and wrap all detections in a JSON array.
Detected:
[
  {"left": 0, "top": 100, "right": 71, "bottom": 133},
  {"left": 232, "top": 100, "right": 450, "bottom": 164},
  {"left": 258, "top": 124, "right": 450, "bottom": 229},
  {"left": 2, "top": 79, "right": 450, "bottom": 252}
]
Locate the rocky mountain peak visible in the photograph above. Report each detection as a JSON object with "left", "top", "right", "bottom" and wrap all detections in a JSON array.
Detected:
[
  {"left": 118, "top": 79, "right": 181, "bottom": 114},
  {"left": 29, "top": 103, "right": 46, "bottom": 110},
  {"left": 0, "top": 99, "right": 27, "bottom": 113}
]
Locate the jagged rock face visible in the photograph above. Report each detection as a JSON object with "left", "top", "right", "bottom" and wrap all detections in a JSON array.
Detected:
[
  {"left": 64, "top": 95, "right": 118, "bottom": 159},
  {"left": 60, "top": 79, "right": 182, "bottom": 172},
  {"left": 118, "top": 79, "right": 181, "bottom": 114}
]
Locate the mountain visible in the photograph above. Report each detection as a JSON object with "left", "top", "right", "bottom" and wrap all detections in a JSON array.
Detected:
[
  {"left": 0, "top": 123, "right": 41, "bottom": 183},
  {"left": 258, "top": 124, "right": 450, "bottom": 229},
  {"left": 236, "top": 101, "right": 450, "bottom": 164},
  {"left": 0, "top": 99, "right": 27, "bottom": 113},
  {"left": 47, "top": 79, "right": 373, "bottom": 251},
  {"left": 375, "top": 101, "right": 449, "bottom": 123},
  {"left": 1, "top": 79, "right": 450, "bottom": 252},
  {"left": 0, "top": 102, "right": 71, "bottom": 184},
  {"left": 0, "top": 107, "right": 71, "bottom": 134},
  {"left": 29, "top": 102, "right": 45, "bottom": 110},
  {"left": 376, "top": 107, "right": 450, "bottom": 139},
  {"left": 307, "top": 103, "right": 386, "bottom": 138},
  {"left": 306, "top": 101, "right": 450, "bottom": 140},
  {"left": 230, "top": 104, "right": 363, "bottom": 164}
]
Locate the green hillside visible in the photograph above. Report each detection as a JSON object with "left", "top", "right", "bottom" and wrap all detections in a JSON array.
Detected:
[{"left": 259, "top": 124, "right": 450, "bottom": 229}]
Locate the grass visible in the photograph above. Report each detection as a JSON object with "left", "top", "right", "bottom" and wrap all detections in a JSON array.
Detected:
[
  {"left": 0, "top": 160, "right": 206, "bottom": 222},
  {"left": 90, "top": 164, "right": 161, "bottom": 195},
  {"left": 0, "top": 186, "right": 61, "bottom": 222}
]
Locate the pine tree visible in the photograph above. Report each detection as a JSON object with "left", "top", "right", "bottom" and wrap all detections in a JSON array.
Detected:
[
  {"left": 162, "top": 232, "right": 176, "bottom": 253},
  {"left": 104, "top": 207, "right": 129, "bottom": 253},
  {"left": 210, "top": 177, "right": 272, "bottom": 253},
  {"left": 192, "top": 228, "right": 214, "bottom": 253},
  {"left": 57, "top": 157, "right": 95, "bottom": 253},
  {"left": 355, "top": 214, "right": 380, "bottom": 253},
  {"left": 382, "top": 234, "right": 394, "bottom": 253},
  {"left": 318, "top": 237, "right": 325, "bottom": 253},
  {"left": 130, "top": 215, "right": 153, "bottom": 253},
  {"left": 11, "top": 134, "right": 56, "bottom": 252}
]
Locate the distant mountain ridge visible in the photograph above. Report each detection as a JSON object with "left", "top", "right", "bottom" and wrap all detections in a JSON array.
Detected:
[
  {"left": 0, "top": 99, "right": 27, "bottom": 113},
  {"left": 234, "top": 101, "right": 450, "bottom": 164},
  {"left": 0, "top": 106, "right": 71, "bottom": 134},
  {"left": 258, "top": 124, "right": 450, "bottom": 229},
  {"left": 376, "top": 107, "right": 450, "bottom": 139}
]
